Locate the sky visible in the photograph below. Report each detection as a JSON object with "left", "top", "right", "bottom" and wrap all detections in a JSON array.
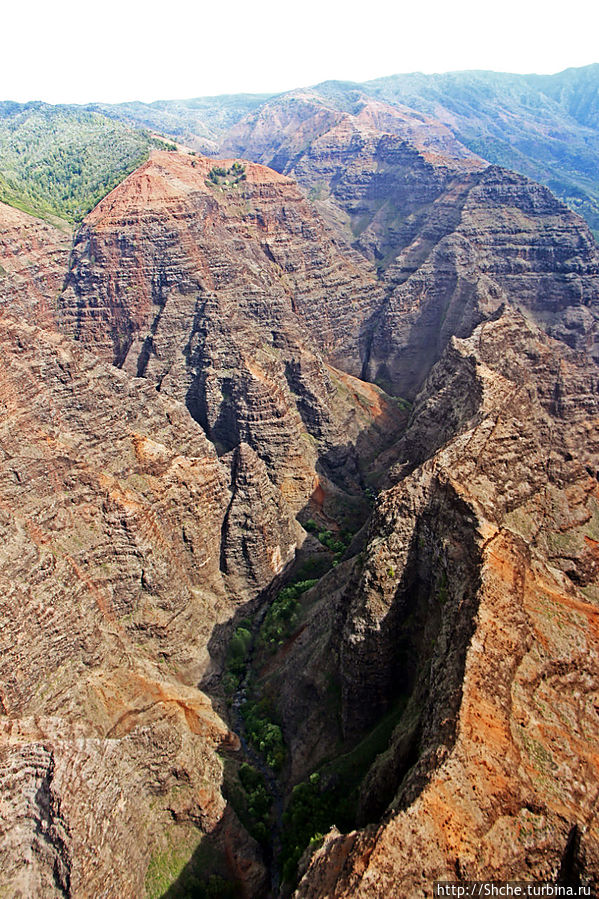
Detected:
[{"left": 5, "top": 0, "right": 599, "bottom": 104}]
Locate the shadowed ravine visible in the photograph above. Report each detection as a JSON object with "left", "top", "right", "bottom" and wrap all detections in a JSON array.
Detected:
[{"left": 230, "top": 601, "right": 285, "bottom": 896}]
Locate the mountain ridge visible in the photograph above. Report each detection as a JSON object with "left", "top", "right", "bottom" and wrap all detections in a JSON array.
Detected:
[{"left": 3, "top": 64, "right": 599, "bottom": 235}]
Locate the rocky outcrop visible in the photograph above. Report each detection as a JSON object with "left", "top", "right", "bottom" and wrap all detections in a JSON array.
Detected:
[
  {"left": 367, "top": 166, "right": 599, "bottom": 397},
  {"left": 56, "top": 151, "right": 403, "bottom": 511},
  {"left": 222, "top": 93, "right": 485, "bottom": 265},
  {"left": 0, "top": 314, "right": 267, "bottom": 896},
  {"left": 0, "top": 201, "right": 70, "bottom": 327},
  {"left": 220, "top": 442, "right": 305, "bottom": 595},
  {"left": 356, "top": 66, "right": 599, "bottom": 232},
  {"left": 261, "top": 314, "right": 599, "bottom": 893},
  {"left": 223, "top": 96, "right": 599, "bottom": 400},
  {"left": 57, "top": 151, "right": 380, "bottom": 376}
]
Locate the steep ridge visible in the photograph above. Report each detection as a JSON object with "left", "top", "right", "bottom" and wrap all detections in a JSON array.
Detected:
[
  {"left": 355, "top": 65, "right": 599, "bottom": 233},
  {"left": 71, "top": 63, "right": 599, "bottom": 233},
  {"left": 368, "top": 165, "right": 599, "bottom": 397},
  {"left": 57, "top": 151, "right": 404, "bottom": 515},
  {"left": 58, "top": 151, "right": 380, "bottom": 375},
  {"left": 261, "top": 314, "right": 599, "bottom": 893},
  {"left": 0, "top": 201, "right": 70, "bottom": 327},
  {"left": 222, "top": 93, "right": 486, "bottom": 263},
  {"left": 224, "top": 96, "right": 599, "bottom": 398},
  {"left": 0, "top": 314, "right": 271, "bottom": 896}
]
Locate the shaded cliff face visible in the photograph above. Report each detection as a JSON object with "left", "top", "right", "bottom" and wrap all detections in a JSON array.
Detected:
[
  {"left": 222, "top": 93, "right": 485, "bottom": 265},
  {"left": 57, "top": 151, "right": 404, "bottom": 512},
  {"left": 357, "top": 65, "right": 599, "bottom": 232},
  {"left": 223, "top": 95, "right": 599, "bottom": 400},
  {"left": 0, "top": 157, "right": 409, "bottom": 894},
  {"left": 273, "top": 314, "right": 599, "bottom": 894},
  {"left": 0, "top": 314, "right": 269, "bottom": 896},
  {"left": 368, "top": 165, "right": 599, "bottom": 397},
  {"left": 0, "top": 201, "right": 70, "bottom": 327}
]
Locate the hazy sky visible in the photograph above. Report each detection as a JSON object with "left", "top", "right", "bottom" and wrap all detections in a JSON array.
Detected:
[{"left": 5, "top": 0, "right": 598, "bottom": 104}]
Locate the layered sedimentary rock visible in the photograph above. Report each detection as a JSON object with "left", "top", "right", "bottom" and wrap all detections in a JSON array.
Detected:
[
  {"left": 225, "top": 96, "right": 599, "bottom": 399},
  {"left": 268, "top": 314, "right": 599, "bottom": 894},
  {"left": 0, "top": 201, "right": 70, "bottom": 326},
  {"left": 2, "top": 107, "right": 599, "bottom": 899},
  {"left": 367, "top": 165, "right": 599, "bottom": 397},
  {"left": 220, "top": 442, "right": 304, "bottom": 594},
  {"left": 0, "top": 314, "right": 267, "bottom": 896},
  {"left": 57, "top": 151, "right": 381, "bottom": 375},
  {"left": 222, "top": 93, "right": 485, "bottom": 264},
  {"left": 57, "top": 151, "right": 403, "bottom": 512}
]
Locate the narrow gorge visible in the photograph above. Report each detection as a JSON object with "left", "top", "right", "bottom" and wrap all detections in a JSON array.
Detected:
[{"left": 1, "top": 83, "right": 598, "bottom": 899}]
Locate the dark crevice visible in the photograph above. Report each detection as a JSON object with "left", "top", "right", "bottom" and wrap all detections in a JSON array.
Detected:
[
  {"left": 557, "top": 824, "right": 584, "bottom": 887},
  {"left": 34, "top": 756, "right": 71, "bottom": 897},
  {"left": 136, "top": 285, "right": 169, "bottom": 377},
  {"left": 219, "top": 446, "right": 241, "bottom": 574}
]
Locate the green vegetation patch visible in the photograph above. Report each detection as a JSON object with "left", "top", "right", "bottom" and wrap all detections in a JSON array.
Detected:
[
  {"left": 280, "top": 697, "right": 407, "bottom": 886},
  {"left": 0, "top": 102, "right": 171, "bottom": 222},
  {"left": 146, "top": 828, "right": 241, "bottom": 898},
  {"left": 206, "top": 161, "right": 246, "bottom": 188},
  {"left": 304, "top": 519, "right": 354, "bottom": 563},
  {"left": 223, "top": 622, "right": 252, "bottom": 697},
  {"left": 224, "top": 761, "right": 272, "bottom": 848},
  {"left": 257, "top": 579, "right": 317, "bottom": 655},
  {"left": 163, "top": 873, "right": 240, "bottom": 899},
  {"left": 241, "top": 697, "right": 285, "bottom": 771},
  {"left": 146, "top": 842, "right": 197, "bottom": 899}
]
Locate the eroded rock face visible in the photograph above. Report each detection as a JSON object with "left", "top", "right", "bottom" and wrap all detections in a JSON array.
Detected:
[
  {"left": 222, "top": 93, "right": 485, "bottom": 266},
  {"left": 267, "top": 315, "right": 599, "bottom": 894},
  {"left": 0, "top": 314, "right": 266, "bottom": 896},
  {"left": 57, "top": 151, "right": 381, "bottom": 376},
  {"left": 56, "top": 151, "right": 403, "bottom": 512},
  {"left": 367, "top": 166, "right": 599, "bottom": 397},
  {"left": 0, "top": 154, "right": 408, "bottom": 897},
  {"left": 224, "top": 96, "right": 599, "bottom": 399},
  {"left": 220, "top": 442, "right": 305, "bottom": 595},
  {"left": 0, "top": 201, "right": 70, "bottom": 327},
  {"left": 2, "top": 122, "right": 599, "bottom": 899}
]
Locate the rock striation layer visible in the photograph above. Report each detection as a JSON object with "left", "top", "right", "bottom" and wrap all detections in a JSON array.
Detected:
[
  {"left": 224, "top": 95, "right": 599, "bottom": 399},
  {"left": 0, "top": 201, "right": 70, "bottom": 327},
  {"left": 268, "top": 314, "right": 599, "bottom": 895},
  {"left": 368, "top": 166, "right": 599, "bottom": 397},
  {"left": 222, "top": 93, "right": 485, "bottom": 265},
  {"left": 0, "top": 314, "right": 267, "bottom": 896},
  {"left": 57, "top": 151, "right": 404, "bottom": 514},
  {"left": 2, "top": 117, "right": 599, "bottom": 899}
]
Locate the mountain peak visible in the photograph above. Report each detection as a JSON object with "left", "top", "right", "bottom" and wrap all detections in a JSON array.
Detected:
[{"left": 87, "top": 150, "right": 292, "bottom": 227}]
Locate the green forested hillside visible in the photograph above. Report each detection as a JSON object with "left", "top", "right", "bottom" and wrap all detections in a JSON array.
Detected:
[
  {"left": 0, "top": 103, "right": 172, "bottom": 223},
  {"left": 91, "top": 93, "right": 274, "bottom": 154}
]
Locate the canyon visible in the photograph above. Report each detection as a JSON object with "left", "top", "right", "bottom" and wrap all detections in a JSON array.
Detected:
[{"left": 0, "top": 86, "right": 598, "bottom": 899}]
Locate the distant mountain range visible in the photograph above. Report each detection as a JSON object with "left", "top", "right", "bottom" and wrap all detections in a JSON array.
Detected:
[{"left": 2, "top": 64, "right": 598, "bottom": 235}]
